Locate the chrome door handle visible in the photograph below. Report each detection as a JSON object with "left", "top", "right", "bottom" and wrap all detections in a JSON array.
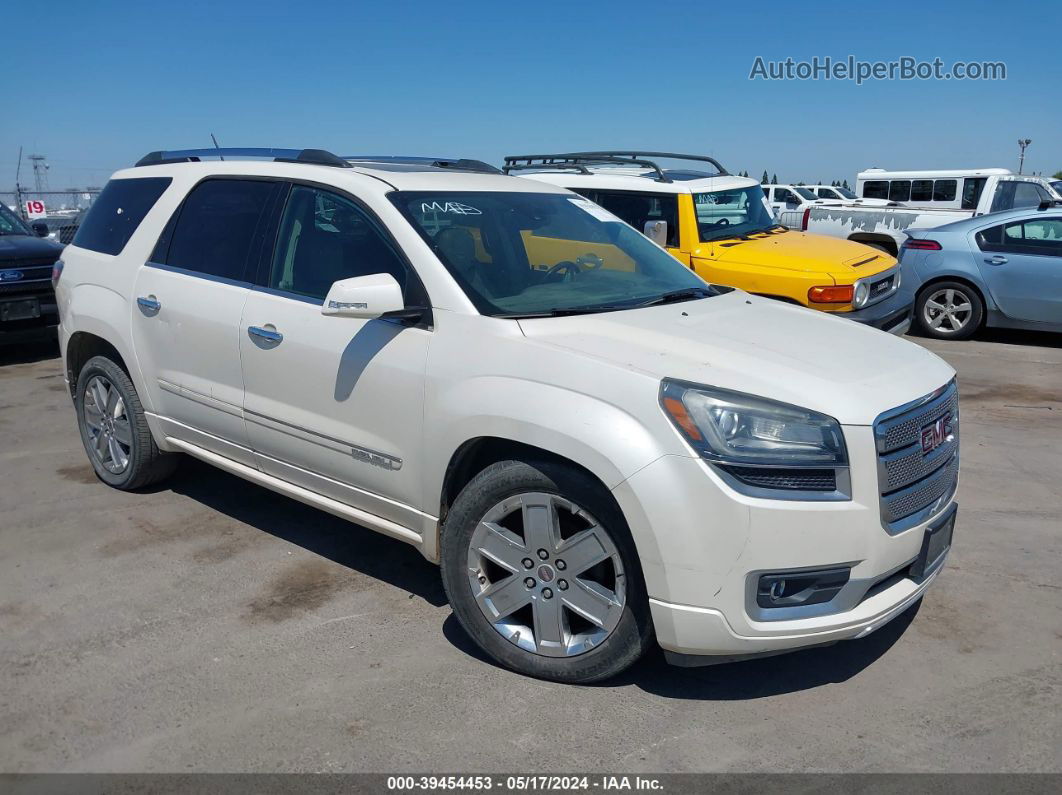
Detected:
[
  {"left": 984, "top": 255, "right": 1007, "bottom": 265},
  {"left": 248, "top": 325, "right": 283, "bottom": 344},
  {"left": 136, "top": 295, "right": 161, "bottom": 312}
]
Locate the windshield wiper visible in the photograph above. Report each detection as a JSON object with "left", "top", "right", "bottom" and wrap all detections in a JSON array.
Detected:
[{"left": 497, "top": 288, "right": 713, "bottom": 319}]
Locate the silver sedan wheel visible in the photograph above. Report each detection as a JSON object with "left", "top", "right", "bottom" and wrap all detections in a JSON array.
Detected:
[
  {"left": 83, "top": 376, "right": 132, "bottom": 474},
  {"left": 466, "top": 492, "right": 626, "bottom": 658},
  {"left": 923, "top": 287, "right": 973, "bottom": 334}
]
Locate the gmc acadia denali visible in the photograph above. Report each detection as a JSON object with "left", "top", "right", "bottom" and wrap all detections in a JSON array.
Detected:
[{"left": 56, "top": 148, "right": 959, "bottom": 682}]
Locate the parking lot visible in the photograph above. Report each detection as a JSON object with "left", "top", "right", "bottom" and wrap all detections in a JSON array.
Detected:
[{"left": 0, "top": 329, "right": 1059, "bottom": 774}]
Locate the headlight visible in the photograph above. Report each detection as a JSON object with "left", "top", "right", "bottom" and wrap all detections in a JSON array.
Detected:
[
  {"left": 853, "top": 280, "right": 870, "bottom": 309},
  {"left": 660, "top": 379, "right": 847, "bottom": 466}
]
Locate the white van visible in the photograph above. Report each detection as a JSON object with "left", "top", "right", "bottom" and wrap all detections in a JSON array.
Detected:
[{"left": 856, "top": 168, "right": 1014, "bottom": 210}]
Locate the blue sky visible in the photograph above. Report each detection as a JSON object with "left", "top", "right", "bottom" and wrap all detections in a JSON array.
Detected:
[{"left": 4, "top": 0, "right": 1060, "bottom": 191}]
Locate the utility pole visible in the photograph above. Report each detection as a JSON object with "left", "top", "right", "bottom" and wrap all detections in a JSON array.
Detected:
[{"left": 1017, "top": 138, "right": 1032, "bottom": 175}]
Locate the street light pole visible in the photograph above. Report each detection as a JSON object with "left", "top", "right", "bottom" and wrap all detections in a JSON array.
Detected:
[{"left": 1017, "top": 138, "right": 1032, "bottom": 175}]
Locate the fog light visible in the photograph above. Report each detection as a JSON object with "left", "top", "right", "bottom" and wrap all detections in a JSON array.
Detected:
[{"left": 756, "top": 567, "right": 850, "bottom": 608}]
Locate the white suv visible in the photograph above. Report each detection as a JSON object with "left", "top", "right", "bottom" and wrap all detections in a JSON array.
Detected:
[{"left": 56, "top": 148, "right": 959, "bottom": 682}]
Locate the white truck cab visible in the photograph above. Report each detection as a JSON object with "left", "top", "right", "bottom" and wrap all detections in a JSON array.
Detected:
[{"left": 56, "top": 148, "right": 958, "bottom": 682}]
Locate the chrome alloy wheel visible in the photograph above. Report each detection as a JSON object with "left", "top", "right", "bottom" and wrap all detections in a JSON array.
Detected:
[
  {"left": 923, "top": 287, "right": 973, "bottom": 335},
  {"left": 83, "top": 375, "right": 132, "bottom": 474},
  {"left": 466, "top": 492, "right": 626, "bottom": 657}
]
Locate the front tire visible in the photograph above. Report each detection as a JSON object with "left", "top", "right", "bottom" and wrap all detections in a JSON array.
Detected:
[
  {"left": 440, "top": 459, "right": 653, "bottom": 683},
  {"left": 75, "top": 355, "right": 177, "bottom": 489},
  {"left": 916, "top": 281, "right": 983, "bottom": 340}
]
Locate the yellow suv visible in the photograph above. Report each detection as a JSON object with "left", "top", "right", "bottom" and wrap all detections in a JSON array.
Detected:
[{"left": 505, "top": 152, "right": 912, "bottom": 333}]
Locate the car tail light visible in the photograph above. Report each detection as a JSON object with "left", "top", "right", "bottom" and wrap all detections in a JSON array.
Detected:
[
  {"left": 904, "top": 239, "right": 942, "bottom": 250},
  {"left": 51, "top": 259, "right": 64, "bottom": 288},
  {"left": 801, "top": 207, "right": 811, "bottom": 231},
  {"left": 808, "top": 284, "right": 854, "bottom": 303}
]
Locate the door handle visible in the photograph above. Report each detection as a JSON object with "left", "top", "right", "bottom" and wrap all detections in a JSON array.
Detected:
[
  {"left": 248, "top": 325, "right": 283, "bottom": 344},
  {"left": 984, "top": 255, "right": 1007, "bottom": 265},
  {"left": 136, "top": 295, "right": 161, "bottom": 312}
]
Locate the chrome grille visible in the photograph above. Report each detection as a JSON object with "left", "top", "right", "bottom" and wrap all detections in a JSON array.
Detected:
[{"left": 874, "top": 381, "right": 959, "bottom": 533}]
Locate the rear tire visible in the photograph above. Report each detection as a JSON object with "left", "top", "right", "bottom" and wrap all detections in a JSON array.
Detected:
[
  {"left": 75, "top": 355, "right": 178, "bottom": 489},
  {"left": 915, "top": 281, "right": 983, "bottom": 340},
  {"left": 440, "top": 459, "right": 653, "bottom": 683}
]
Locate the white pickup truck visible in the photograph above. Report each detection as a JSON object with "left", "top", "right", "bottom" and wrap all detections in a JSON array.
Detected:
[{"left": 801, "top": 174, "right": 1061, "bottom": 256}]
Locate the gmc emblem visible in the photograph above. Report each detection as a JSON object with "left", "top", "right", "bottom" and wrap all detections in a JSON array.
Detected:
[{"left": 921, "top": 415, "right": 952, "bottom": 455}]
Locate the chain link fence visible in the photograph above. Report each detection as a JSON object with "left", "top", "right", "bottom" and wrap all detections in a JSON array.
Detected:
[{"left": 1, "top": 188, "right": 102, "bottom": 244}]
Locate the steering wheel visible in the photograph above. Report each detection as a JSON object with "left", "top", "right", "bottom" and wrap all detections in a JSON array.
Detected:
[
  {"left": 575, "top": 252, "right": 604, "bottom": 270},
  {"left": 544, "top": 260, "right": 580, "bottom": 281}
]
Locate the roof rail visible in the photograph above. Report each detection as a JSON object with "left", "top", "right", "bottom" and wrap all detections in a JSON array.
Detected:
[
  {"left": 134, "top": 148, "right": 352, "bottom": 168},
  {"left": 503, "top": 151, "right": 729, "bottom": 182},
  {"left": 344, "top": 155, "right": 501, "bottom": 174}
]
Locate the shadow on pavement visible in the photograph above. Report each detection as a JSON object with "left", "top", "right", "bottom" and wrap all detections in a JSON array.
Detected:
[
  {"left": 166, "top": 457, "right": 448, "bottom": 607},
  {"left": 0, "top": 333, "right": 59, "bottom": 366},
  {"left": 443, "top": 599, "right": 921, "bottom": 699}
]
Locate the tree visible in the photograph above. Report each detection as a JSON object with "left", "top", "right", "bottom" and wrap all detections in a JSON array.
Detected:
[
  {"left": 842, "top": 179, "right": 850, "bottom": 190},
  {"left": 1054, "top": 171, "right": 1062, "bottom": 180},
  {"left": 771, "top": 173, "right": 777, "bottom": 184},
  {"left": 761, "top": 170, "right": 769, "bottom": 184}
]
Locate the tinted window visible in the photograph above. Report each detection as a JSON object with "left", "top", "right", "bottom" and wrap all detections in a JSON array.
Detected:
[
  {"left": 0, "top": 201, "right": 31, "bottom": 235},
  {"left": 962, "top": 177, "right": 987, "bottom": 210},
  {"left": 816, "top": 188, "right": 834, "bottom": 199},
  {"left": 910, "top": 180, "right": 933, "bottom": 202},
  {"left": 990, "top": 181, "right": 1051, "bottom": 213},
  {"left": 163, "top": 179, "right": 275, "bottom": 281},
  {"left": 978, "top": 217, "right": 1062, "bottom": 255},
  {"left": 775, "top": 188, "right": 796, "bottom": 204},
  {"left": 889, "top": 180, "right": 912, "bottom": 202},
  {"left": 589, "top": 191, "right": 679, "bottom": 247},
  {"left": 72, "top": 177, "right": 171, "bottom": 255},
  {"left": 933, "top": 180, "right": 957, "bottom": 202},
  {"left": 1002, "top": 218, "right": 1062, "bottom": 255},
  {"left": 270, "top": 186, "right": 414, "bottom": 301},
  {"left": 863, "top": 180, "right": 889, "bottom": 200}
]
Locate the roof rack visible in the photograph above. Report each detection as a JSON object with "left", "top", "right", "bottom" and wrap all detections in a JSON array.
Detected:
[
  {"left": 344, "top": 156, "right": 501, "bottom": 174},
  {"left": 502, "top": 151, "right": 729, "bottom": 182},
  {"left": 134, "top": 148, "right": 352, "bottom": 168}
]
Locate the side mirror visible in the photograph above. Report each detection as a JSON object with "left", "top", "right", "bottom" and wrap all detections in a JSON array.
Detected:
[
  {"left": 322, "top": 273, "right": 405, "bottom": 319},
  {"left": 643, "top": 220, "right": 668, "bottom": 248},
  {"left": 31, "top": 221, "right": 49, "bottom": 237}
]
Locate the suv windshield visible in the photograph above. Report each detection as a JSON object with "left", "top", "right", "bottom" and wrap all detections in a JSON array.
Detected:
[
  {"left": 694, "top": 185, "right": 777, "bottom": 242},
  {"left": 836, "top": 187, "right": 857, "bottom": 199},
  {"left": 0, "top": 202, "right": 31, "bottom": 236},
  {"left": 394, "top": 192, "right": 713, "bottom": 317},
  {"left": 795, "top": 187, "right": 818, "bottom": 201}
]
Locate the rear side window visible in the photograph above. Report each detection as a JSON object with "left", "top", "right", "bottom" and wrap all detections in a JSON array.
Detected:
[
  {"left": 888, "top": 180, "right": 912, "bottom": 202},
  {"left": 863, "top": 181, "right": 889, "bottom": 200},
  {"left": 158, "top": 179, "right": 276, "bottom": 282},
  {"left": 72, "top": 177, "right": 171, "bottom": 255},
  {"left": 587, "top": 191, "right": 679, "bottom": 248},
  {"left": 910, "top": 180, "right": 933, "bottom": 202},
  {"left": 933, "top": 180, "right": 957, "bottom": 201}
]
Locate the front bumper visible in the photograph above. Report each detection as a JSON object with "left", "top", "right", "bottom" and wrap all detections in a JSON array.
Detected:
[
  {"left": 844, "top": 290, "right": 913, "bottom": 334},
  {"left": 611, "top": 425, "right": 955, "bottom": 661}
]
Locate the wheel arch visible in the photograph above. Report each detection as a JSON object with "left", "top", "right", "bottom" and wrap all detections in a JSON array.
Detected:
[{"left": 847, "top": 233, "right": 898, "bottom": 257}]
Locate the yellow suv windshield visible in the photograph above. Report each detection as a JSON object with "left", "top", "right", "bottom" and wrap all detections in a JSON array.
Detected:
[{"left": 695, "top": 185, "right": 777, "bottom": 243}]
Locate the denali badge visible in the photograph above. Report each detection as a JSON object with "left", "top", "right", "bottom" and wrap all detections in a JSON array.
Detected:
[{"left": 921, "top": 414, "right": 952, "bottom": 455}]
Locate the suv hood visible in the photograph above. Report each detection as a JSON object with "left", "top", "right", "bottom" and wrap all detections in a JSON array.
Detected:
[
  {"left": 517, "top": 290, "right": 951, "bottom": 425},
  {"left": 0, "top": 234, "right": 64, "bottom": 263},
  {"left": 694, "top": 231, "right": 894, "bottom": 278}
]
